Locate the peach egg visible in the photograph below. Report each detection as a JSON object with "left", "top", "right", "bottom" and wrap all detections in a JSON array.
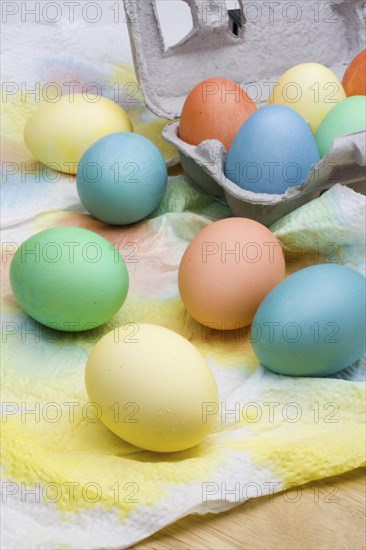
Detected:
[
  {"left": 342, "top": 49, "right": 366, "bottom": 97},
  {"left": 179, "top": 77, "right": 257, "bottom": 151},
  {"left": 178, "top": 218, "right": 285, "bottom": 330}
]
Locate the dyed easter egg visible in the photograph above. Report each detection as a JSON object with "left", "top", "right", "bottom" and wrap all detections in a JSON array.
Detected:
[
  {"left": 268, "top": 63, "right": 346, "bottom": 133},
  {"left": 342, "top": 50, "right": 366, "bottom": 97},
  {"left": 76, "top": 132, "right": 167, "bottom": 225},
  {"left": 24, "top": 94, "right": 133, "bottom": 174},
  {"left": 179, "top": 77, "right": 257, "bottom": 151},
  {"left": 225, "top": 105, "right": 320, "bottom": 194},
  {"left": 178, "top": 217, "right": 285, "bottom": 330},
  {"left": 85, "top": 324, "right": 219, "bottom": 452},
  {"left": 316, "top": 96, "right": 366, "bottom": 157},
  {"left": 252, "top": 264, "right": 366, "bottom": 377},
  {"left": 10, "top": 227, "right": 129, "bottom": 331}
]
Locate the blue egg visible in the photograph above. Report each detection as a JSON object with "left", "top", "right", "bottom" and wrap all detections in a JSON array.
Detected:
[
  {"left": 251, "top": 264, "right": 365, "bottom": 377},
  {"left": 225, "top": 105, "right": 320, "bottom": 194},
  {"left": 76, "top": 132, "right": 168, "bottom": 225}
]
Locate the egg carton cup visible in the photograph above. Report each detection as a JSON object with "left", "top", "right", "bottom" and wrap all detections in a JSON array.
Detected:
[
  {"left": 163, "top": 123, "right": 365, "bottom": 225},
  {"left": 124, "top": 0, "right": 366, "bottom": 225}
]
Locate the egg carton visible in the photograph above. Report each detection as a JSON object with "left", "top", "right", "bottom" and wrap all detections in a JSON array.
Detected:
[{"left": 124, "top": 0, "right": 366, "bottom": 225}]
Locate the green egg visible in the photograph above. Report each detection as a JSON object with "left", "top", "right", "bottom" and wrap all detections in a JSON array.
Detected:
[
  {"left": 315, "top": 96, "right": 366, "bottom": 158},
  {"left": 10, "top": 226, "right": 129, "bottom": 331}
]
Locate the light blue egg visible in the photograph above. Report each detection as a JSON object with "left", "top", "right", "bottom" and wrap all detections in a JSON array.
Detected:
[
  {"left": 76, "top": 132, "right": 168, "bottom": 225},
  {"left": 251, "top": 264, "right": 366, "bottom": 377},
  {"left": 225, "top": 105, "right": 320, "bottom": 194}
]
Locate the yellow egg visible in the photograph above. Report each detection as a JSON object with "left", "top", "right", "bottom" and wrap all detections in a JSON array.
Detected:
[
  {"left": 24, "top": 94, "right": 133, "bottom": 174},
  {"left": 268, "top": 63, "right": 346, "bottom": 133},
  {"left": 85, "top": 324, "right": 219, "bottom": 453}
]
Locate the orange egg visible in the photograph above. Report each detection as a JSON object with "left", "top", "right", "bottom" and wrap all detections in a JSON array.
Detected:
[
  {"left": 342, "top": 50, "right": 366, "bottom": 97},
  {"left": 178, "top": 218, "right": 285, "bottom": 330},
  {"left": 179, "top": 78, "right": 257, "bottom": 151}
]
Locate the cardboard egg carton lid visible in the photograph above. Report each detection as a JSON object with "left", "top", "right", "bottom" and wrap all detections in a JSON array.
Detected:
[
  {"left": 123, "top": 0, "right": 366, "bottom": 118},
  {"left": 124, "top": 0, "right": 365, "bottom": 224}
]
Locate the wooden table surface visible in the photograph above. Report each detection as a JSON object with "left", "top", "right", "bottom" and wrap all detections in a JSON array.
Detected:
[{"left": 133, "top": 467, "right": 365, "bottom": 550}]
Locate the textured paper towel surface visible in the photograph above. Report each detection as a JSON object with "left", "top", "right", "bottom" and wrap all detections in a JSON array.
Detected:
[
  {"left": 1, "top": 178, "right": 365, "bottom": 549},
  {"left": 1, "top": 6, "right": 366, "bottom": 550}
]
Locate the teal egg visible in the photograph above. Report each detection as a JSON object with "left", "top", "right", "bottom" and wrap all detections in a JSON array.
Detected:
[
  {"left": 315, "top": 96, "right": 366, "bottom": 158},
  {"left": 76, "top": 132, "right": 168, "bottom": 225},
  {"left": 251, "top": 264, "right": 365, "bottom": 377},
  {"left": 10, "top": 227, "right": 129, "bottom": 331}
]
